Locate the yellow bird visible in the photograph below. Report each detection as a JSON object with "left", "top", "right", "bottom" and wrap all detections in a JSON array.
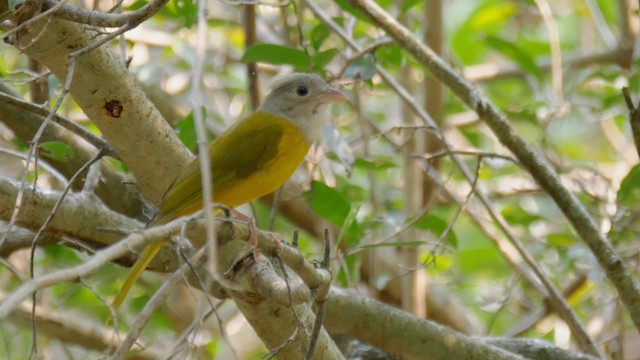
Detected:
[{"left": 112, "top": 73, "right": 347, "bottom": 310}]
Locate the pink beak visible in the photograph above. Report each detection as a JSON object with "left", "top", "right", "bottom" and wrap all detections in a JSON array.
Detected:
[{"left": 317, "top": 87, "right": 349, "bottom": 104}]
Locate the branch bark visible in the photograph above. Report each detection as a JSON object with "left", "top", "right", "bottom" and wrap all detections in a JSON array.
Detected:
[{"left": 6, "top": 16, "right": 191, "bottom": 205}]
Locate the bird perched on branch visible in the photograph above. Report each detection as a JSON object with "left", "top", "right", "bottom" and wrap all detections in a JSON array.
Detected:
[{"left": 112, "top": 73, "right": 348, "bottom": 310}]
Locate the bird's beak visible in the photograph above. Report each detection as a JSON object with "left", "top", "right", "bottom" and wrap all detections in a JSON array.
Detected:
[{"left": 317, "top": 87, "right": 349, "bottom": 104}]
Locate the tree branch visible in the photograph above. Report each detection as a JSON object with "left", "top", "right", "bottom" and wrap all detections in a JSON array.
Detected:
[
  {"left": 41, "top": 0, "right": 169, "bottom": 28},
  {"left": 7, "top": 16, "right": 192, "bottom": 205}
]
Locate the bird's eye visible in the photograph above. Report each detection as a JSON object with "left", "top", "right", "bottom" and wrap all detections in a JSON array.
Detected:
[{"left": 296, "top": 85, "right": 308, "bottom": 97}]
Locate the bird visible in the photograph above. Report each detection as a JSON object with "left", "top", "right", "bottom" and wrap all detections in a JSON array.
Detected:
[{"left": 112, "top": 73, "right": 348, "bottom": 310}]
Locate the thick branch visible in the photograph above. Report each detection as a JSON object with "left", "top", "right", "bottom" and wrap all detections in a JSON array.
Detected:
[
  {"left": 7, "top": 16, "right": 191, "bottom": 204},
  {"left": 42, "top": 0, "right": 169, "bottom": 28},
  {"left": 325, "top": 288, "right": 525, "bottom": 360}
]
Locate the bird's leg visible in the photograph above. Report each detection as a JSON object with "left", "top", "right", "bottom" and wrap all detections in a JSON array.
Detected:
[{"left": 227, "top": 209, "right": 283, "bottom": 260}]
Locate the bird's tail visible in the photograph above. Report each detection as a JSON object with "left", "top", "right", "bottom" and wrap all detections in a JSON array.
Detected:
[{"left": 111, "top": 242, "right": 165, "bottom": 311}]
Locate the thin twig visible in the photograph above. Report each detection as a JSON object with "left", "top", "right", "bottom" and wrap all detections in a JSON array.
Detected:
[
  {"left": 0, "top": 147, "right": 68, "bottom": 185},
  {"left": 243, "top": 3, "right": 260, "bottom": 111},
  {"left": 337, "top": 38, "right": 394, "bottom": 79},
  {"left": 172, "top": 234, "right": 239, "bottom": 360},
  {"left": 111, "top": 248, "right": 207, "bottom": 359},
  {"left": 27, "top": 148, "right": 105, "bottom": 353},
  {"left": 585, "top": 0, "right": 617, "bottom": 49},
  {"left": 418, "top": 149, "right": 519, "bottom": 165},
  {"left": 192, "top": 0, "right": 219, "bottom": 288},
  {"left": 622, "top": 87, "right": 640, "bottom": 160},
  {"left": 28, "top": 149, "right": 105, "bottom": 277},
  {"left": 0, "top": 0, "right": 68, "bottom": 42},
  {"left": 220, "top": 0, "right": 290, "bottom": 6},
  {"left": 0, "top": 45, "right": 79, "bottom": 264},
  {"left": 304, "top": 229, "right": 331, "bottom": 360},
  {"left": 0, "top": 217, "right": 193, "bottom": 319},
  {"left": 532, "top": 0, "right": 563, "bottom": 100}
]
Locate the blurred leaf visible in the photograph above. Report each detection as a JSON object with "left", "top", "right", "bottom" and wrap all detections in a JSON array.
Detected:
[
  {"left": 452, "top": 1, "right": 517, "bottom": 64},
  {"left": 333, "top": 0, "right": 371, "bottom": 22},
  {"left": 125, "top": 0, "right": 147, "bottom": 10},
  {"left": 43, "top": 245, "right": 81, "bottom": 264},
  {"left": 337, "top": 251, "right": 361, "bottom": 287},
  {"left": 174, "top": 112, "right": 197, "bottom": 151},
  {"left": 39, "top": 141, "right": 74, "bottom": 163},
  {"left": 13, "top": 137, "right": 27, "bottom": 151},
  {"left": 595, "top": 0, "right": 615, "bottom": 23},
  {"left": 501, "top": 205, "right": 540, "bottom": 226},
  {"left": 313, "top": 48, "right": 339, "bottom": 69},
  {"left": 547, "top": 232, "right": 577, "bottom": 247},
  {"left": 308, "top": 181, "right": 351, "bottom": 226},
  {"left": 458, "top": 246, "right": 504, "bottom": 275},
  {"left": 469, "top": 2, "right": 517, "bottom": 30},
  {"left": 400, "top": 0, "right": 421, "bottom": 13},
  {"left": 413, "top": 214, "right": 458, "bottom": 248},
  {"left": 337, "top": 203, "right": 362, "bottom": 247},
  {"left": 173, "top": 0, "right": 197, "bottom": 27},
  {"left": 460, "top": 128, "right": 483, "bottom": 148},
  {"left": 241, "top": 44, "right": 310, "bottom": 71},
  {"left": 376, "top": 44, "right": 403, "bottom": 68},
  {"left": 344, "top": 54, "right": 376, "bottom": 81},
  {"left": 352, "top": 157, "right": 397, "bottom": 171},
  {"left": 205, "top": 340, "right": 219, "bottom": 356},
  {"left": 485, "top": 35, "right": 541, "bottom": 79},
  {"left": 566, "top": 280, "right": 595, "bottom": 307},
  {"left": 310, "top": 23, "right": 330, "bottom": 51},
  {"left": 618, "top": 164, "right": 640, "bottom": 207}
]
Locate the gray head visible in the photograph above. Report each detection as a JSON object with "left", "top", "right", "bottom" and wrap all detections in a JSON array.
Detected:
[{"left": 258, "top": 73, "right": 348, "bottom": 143}]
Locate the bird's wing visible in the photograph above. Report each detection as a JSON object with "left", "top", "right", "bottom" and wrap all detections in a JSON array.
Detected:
[{"left": 152, "top": 112, "right": 286, "bottom": 224}]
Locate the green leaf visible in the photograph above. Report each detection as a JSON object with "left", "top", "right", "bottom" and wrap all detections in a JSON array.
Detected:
[
  {"left": 412, "top": 214, "right": 457, "bottom": 248},
  {"left": 310, "top": 23, "right": 330, "bottom": 51},
  {"left": 452, "top": 1, "right": 517, "bottom": 64},
  {"left": 352, "top": 157, "right": 397, "bottom": 171},
  {"left": 241, "top": 44, "right": 310, "bottom": 71},
  {"left": 313, "top": 48, "right": 339, "bottom": 70},
  {"left": 400, "top": 0, "right": 422, "bottom": 13},
  {"left": 308, "top": 181, "right": 351, "bottom": 227},
  {"left": 344, "top": 54, "right": 376, "bottom": 81},
  {"left": 501, "top": 204, "right": 540, "bottom": 226},
  {"left": 547, "top": 232, "right": 577, "bottom": 247},
  {"left": 469, "top": 2, "right": 517, "bottom": 30},
  {"left": 174, "top": 112, "right": 197, "bottom": 151},
  {"left": 618, "top": 164, "right": 640, "bottom": 207},
  {"left": 173, "top": 0, "right": 197, "bottom": 28},
  {"left": 485, "top": 35, "right": 541, "bottom": 79},
  {"left": 125, "top": 0, "right": 147, "bottom": 11},
  {"left": 39, "top": 141, "right": 74, "bottom": 163},
  {"left": 336, "top": 203, "right": 361, "bottom": 247},
  {"left": 333, "top": 0, "right": 371, "bottom": 22},
  {"left": 376, "top": 44, "right": 403, "bottom": 68},
  {"left": 336, "top": 251, "right": 361, "bottom": 287}
]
